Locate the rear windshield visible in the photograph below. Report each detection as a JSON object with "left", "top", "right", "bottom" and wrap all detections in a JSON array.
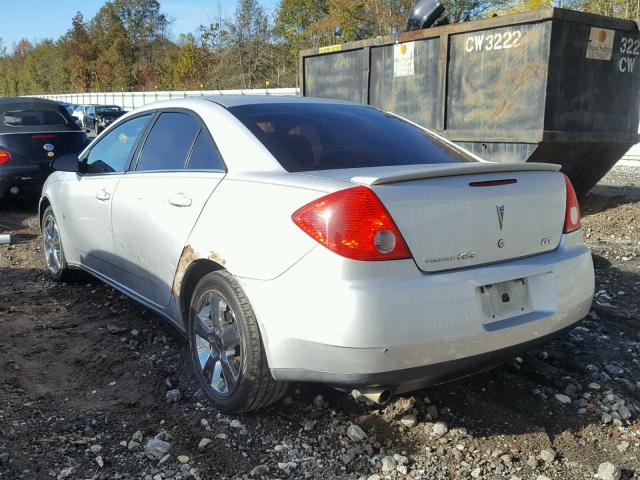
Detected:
[
  {"left": 3, "top": 110, "right": 67, "bottom": 127},
  {"left": 97, "top": 106, "right": 122, "bottom": 114},
  {"left": 228, "top": 103, "right": 475, "bottom": 172}
]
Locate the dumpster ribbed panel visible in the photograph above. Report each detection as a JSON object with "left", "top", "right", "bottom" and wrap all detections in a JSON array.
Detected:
[{"left": 301, "top": 8, "right": 640, "bottom": 195}]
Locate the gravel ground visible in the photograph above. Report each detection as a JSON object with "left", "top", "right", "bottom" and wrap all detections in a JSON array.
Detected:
[
  {"left": 1, "top": 169, "right": 640, "bottom": 480},
  {"left": 591, "top": 163, "right": 640, "bottom": 199}
]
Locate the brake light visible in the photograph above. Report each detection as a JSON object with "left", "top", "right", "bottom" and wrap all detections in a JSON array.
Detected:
[
  {"left": 0, "top": 150, "right": 10, "bottom": 165},
  {"left": 292, "top": 186, "right": 412, "bottom": 261},
  {"left": 563, "top": 175, "right": 581, "bottom": 233},
  {"left": 31, "top": 134, "right": 58, "bottom": 139}
]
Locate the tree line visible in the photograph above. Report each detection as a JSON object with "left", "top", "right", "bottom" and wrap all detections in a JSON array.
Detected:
[{"left": 0, "top": 0, "right": 637, "bottom": 96}]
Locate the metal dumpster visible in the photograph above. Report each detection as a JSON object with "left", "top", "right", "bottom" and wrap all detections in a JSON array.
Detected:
[{"left": 299, "top": 8, "right": 640, "bottom": 195}]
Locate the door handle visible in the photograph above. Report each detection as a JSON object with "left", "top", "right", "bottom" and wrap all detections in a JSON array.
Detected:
[
  {"left": 96, "top": 189, "right": 111, "bottom": 201},
  {"left": 168, "top": 193, "right": 192, "bottom": 207}
]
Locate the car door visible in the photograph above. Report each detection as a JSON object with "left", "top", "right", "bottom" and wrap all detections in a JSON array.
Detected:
[
  {"left": 59, "top": 113, "right": 152, "bottom": 280},
  {"left": 111, "top": 110, "right": 226, "bottom": 308}
]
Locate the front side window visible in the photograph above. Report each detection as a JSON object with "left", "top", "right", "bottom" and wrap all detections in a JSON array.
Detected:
[
  {"left": 186, "top": 130, "right": 225, "bottom": 171},
  {"left": 135, "top": 112, "right": 200, "bottom": 171},
  {"left": 82, "top": 114, "right": 151, "bottom": 174},
  {"left": 3, "top": 110, "right": 67, "bottom": 127}
]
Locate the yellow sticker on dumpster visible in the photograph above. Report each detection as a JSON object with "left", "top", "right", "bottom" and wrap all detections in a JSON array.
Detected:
[
  {"left": 319, "top": 44, "right": 342, "bottom": 54},
  {"left": 586, "top": 27, "right": 614, "bottom": 60}
]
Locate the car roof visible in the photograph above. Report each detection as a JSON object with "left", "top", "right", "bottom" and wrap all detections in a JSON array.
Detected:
[
  {"left": 0, "top": 97, "right": 62, "bottom": 110},
  {"left": 203, "top": 95, "right": 354, "bottom": 108},
  {"left": 0, "top": 97, "right": 81, "bottom": 133}
]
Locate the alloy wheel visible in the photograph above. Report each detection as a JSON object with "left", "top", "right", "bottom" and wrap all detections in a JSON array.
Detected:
[
  {"left": 42, "top": 214, "right": 62, "bottom": 276},
  {"left": 194, "top": 290, "right": 242, "bottom": 395}
]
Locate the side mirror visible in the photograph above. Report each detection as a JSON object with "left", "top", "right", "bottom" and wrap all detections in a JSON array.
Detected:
[{"left": 51, "top": 153, "right": 79, "bottom": 173}]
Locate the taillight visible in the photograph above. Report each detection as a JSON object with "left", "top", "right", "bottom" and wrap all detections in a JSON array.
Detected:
[
  {"left": 0, "top": 150, "right": 10, "bottom": 165},
  {"left": 292, "top": 186, "right": 412, "bottom": 261},
  {"left": 563, "top": 174, "right": 581, "bottom": 233}
]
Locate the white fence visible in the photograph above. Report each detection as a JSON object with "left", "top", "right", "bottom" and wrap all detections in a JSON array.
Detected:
[
  {"left": 26, "top": 88, "right": 640, "bottom": 165},
  {"left": 31, "top": 88, "right": 299, "bottom": 111}
]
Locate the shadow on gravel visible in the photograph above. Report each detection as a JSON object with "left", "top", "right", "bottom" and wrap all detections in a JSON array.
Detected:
[
  {"left": 589, "top": 184, "right": 640, "bottom": 201},
  {"left": 582, "top": 191, "right": 640, "bottom": 214},
  {"left": 0, "top": 197, "right": 39, "bottom": 233}
]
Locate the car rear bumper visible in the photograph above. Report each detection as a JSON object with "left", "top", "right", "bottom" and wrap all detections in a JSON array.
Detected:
[
  {"left": 0, "top": 166, "right": 46, "bottom": 198},
  {"left": 239, "top": 230, "right": 594, "bottom": 391}
]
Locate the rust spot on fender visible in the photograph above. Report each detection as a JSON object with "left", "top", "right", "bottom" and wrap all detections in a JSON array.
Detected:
[
  {"left": 172, "top": 245, "right": 197, "bottom": 298},
  {"left": 208, "top": 251, "right": 226, "bottom": 266}
]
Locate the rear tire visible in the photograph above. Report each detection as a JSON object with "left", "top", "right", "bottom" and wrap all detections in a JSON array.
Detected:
[
  {"left": 41, "top": 206, "right": 74, "bottom": 282},
  {"left": 187, "top": 271, "right": 287, "bottom": 413}
]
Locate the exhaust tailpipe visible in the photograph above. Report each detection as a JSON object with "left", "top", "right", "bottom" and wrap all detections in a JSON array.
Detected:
[{"left": 353, "top": 388, "right": 393, "bottom": 405}]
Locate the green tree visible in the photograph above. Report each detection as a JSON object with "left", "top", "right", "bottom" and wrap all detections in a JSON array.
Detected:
[
  {"left": 112, "top": 0, "right": 170, "bottom": 87},
  {"left": 217, "top": 0, "right": 276, "bottom": 89},
  {"left": 275, "top": 0, "right": 331, "bottom": 50},
  {"left": 172, "top": 34, "right": 206, "bottom": 89},
  {"left": 62, "top": 12, "right": 96, "bottom": 92},
  {"left": 22, "top": 40, "right": 69, "bottom": 94},
  {"left": 90, "top": 3, "right": 135, "bottom": 90}
]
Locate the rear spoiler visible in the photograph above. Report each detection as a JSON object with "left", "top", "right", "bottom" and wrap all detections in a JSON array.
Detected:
[{"left": 351, "top": 162, "right": 561, "bottom": 185}]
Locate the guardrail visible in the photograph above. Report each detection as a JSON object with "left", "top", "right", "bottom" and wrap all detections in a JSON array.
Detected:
[{"left": 31, "top": 88, "right": 300, "bottom": 111}]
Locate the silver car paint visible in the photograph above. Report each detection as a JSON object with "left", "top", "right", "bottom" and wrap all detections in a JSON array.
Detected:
[
  {"left": 41, "top": 96, "right": 595, "bottom": 386},
  {"left": 239, "top": 229, "right": 592, "bottom": 379}
]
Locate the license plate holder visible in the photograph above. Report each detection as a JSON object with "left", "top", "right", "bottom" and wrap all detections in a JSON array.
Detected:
[{"left": 478, "top": 278, "right": 532, "bottom": 322}]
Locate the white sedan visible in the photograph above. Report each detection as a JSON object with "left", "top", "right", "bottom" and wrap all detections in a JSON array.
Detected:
[{"left": 40, "top": 96, "right": 594, "bottom": 412}]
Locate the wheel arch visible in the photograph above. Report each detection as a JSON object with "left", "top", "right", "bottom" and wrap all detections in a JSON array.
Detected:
[
  {"left": 38, "top": 196, "right": 51, "bottom": 226},
  {"left": 178, "top": 257, "right": 225, "bottom": 327},
  {"left": 174, "top": 246, "right": 276, "bottom": 369}
]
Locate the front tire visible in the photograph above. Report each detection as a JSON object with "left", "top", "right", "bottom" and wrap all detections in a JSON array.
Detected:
[
  {"left": 41, "top": 206, "right": 73, "bottom": 282},
  {"left": 188, "top": 271, "right": 287, "bottom": 413}
]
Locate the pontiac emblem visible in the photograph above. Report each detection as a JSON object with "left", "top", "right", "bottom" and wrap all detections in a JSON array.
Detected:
[{"left": 496, "top": 205, "right": 505, "bottom": 230}]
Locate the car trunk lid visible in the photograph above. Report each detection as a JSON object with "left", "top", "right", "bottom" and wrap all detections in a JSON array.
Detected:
[
  {"left": 0, "top": 131, "right": 88, "bottom": 170},
  {"left": 304, "top": 162, "right": 566, "bottom": 272}
]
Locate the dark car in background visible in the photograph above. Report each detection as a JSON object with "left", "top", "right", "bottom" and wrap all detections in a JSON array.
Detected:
[
  {"left": 84, "top": 105, "right": 125, "bottom": 135},
  {"left": 59, "top": 102, "right": 77, "bottom": 115},
  {"left": 0, "top": 97, "right": 89, "bottom": 200}
]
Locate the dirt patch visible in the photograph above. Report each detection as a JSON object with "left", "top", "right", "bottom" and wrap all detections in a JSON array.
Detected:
[{"left": 0, "top": 189, "right": 639, "bottom": 480}]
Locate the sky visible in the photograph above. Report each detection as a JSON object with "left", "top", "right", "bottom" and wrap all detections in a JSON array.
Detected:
[{"left": 1, "top": 0, "right": 278, "bottom": 49}]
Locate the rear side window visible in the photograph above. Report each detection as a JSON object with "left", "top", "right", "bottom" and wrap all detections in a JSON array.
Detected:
[
  {"left": 228, "top": 103, "right": 475, "bottom": 172},
  {"left": 83, "top": 114, "right": 151, "bottom": 174},
  {"left": 187, "top": 130, "right": 225, "bottom": 171},
  {"left": 136, "top": 112, "right": 200, "bottom": 171},
  {"left": 3, "top": 110, "right": 67, "bottom": 127}
]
